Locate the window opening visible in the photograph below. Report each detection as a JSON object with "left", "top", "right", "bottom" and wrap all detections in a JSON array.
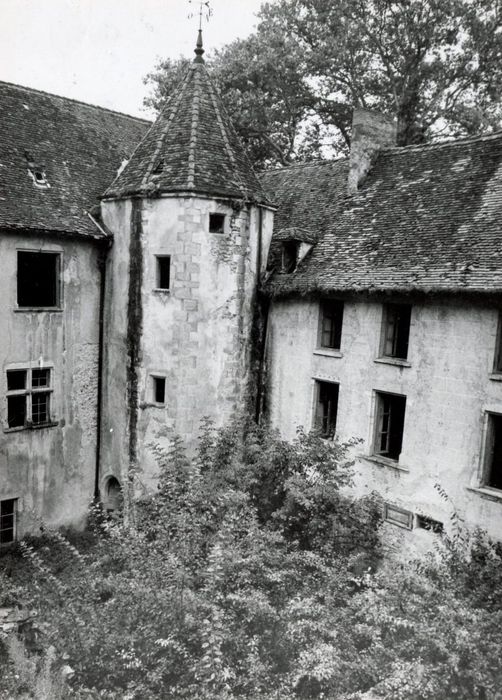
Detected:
[
  {"left": 153, "top": 376, "right": 166, "bottom": 404},
  {"left": 17, "top": 251, "right": 60, "bottom": 308},
  {"left": 494, "top": 314, "right": 502, "bottom": 373},
  {"left": 416, "top": 515, "right": 443, "bottom": 534},
  {"left": 319, "top": 300, "right": 344, "bottom": 350},
  {"left": 209, "top": 213, "right": 225, "bottom": 233},
  {"left": 483, "top": 413, "right": 502, "bottom": 490},
  {"left": 0, "top": 499, "right": 17, "bottom": 545},
  {"left": 315, "top": 381, "right": 339, "bottom": 438},
  {"left": 374, "top": 392, "right": 406, "bottom": 461},
  {"left": 155, "top": 256, "right": 171, "bottom": 290},
  {"left": 383, "top": 503, "right": 413, "bottom": 529},
  {"left": 104, "top": 477, "right": 123, "bottom": 514},
  {"left": 6, "top": 367, "right": 53, "bottom": 429},
  {"left": 381, "top": 304, "right": 411, "bottom": 359},
  {"left": 281, "top": 242, "right": 297, "bottom": 273}
]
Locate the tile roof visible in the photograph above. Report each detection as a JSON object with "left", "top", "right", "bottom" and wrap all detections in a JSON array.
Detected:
[
  {"left": 262, "top": 132, "right": 502, "bottom": 296},
  {"left": 105, "top": 54, "right": 272, "bottom": 206},
  {"left": 0, "top": 81, "right": 149, "bottom": 239}
]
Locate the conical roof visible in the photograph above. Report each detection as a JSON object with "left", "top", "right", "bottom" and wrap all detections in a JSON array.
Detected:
[{"left": 104, "top": 33, "right": 272, "bottom": 206}]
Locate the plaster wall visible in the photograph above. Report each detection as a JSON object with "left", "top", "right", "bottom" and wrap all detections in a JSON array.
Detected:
[
  {"left": 101, "top": 195, "right": 273, "bottom": 491},
  {"left": 0, "top": 231, "right": 101, "bottom": 535},
  {"left": 266, "top": 296, "right": 502, "bottom": 542}
]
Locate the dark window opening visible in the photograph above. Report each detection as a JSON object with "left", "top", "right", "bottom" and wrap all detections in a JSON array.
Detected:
[
  {"left": 416, "top": 515, "right": 444, "bottom": 534},
  {"left": 209, "top": 213, "right": 225, "bottom": 233},
  {"left": 0, "top": 499, "right": 16, "bottom": 545},
  {"left": 281, "top": 242, "right": 297, "bottom": 273},
  {"left": 152, "top": 158, "right": 164, "bottom": 174},
  {"left": 7, "top": 370, "right": 26, "bottom": 391},
  {"left": 153, "top": 376, "right": 166, "bottom": 404},
  {"left": 17, "top": 251, "right": 60, "bottom": 308},
  {"left": 494, "top": 314, "right": 502, "bottom": 373},
  {"left": 104, "top": 477, "right": 123, "bottom": 514},
  {"left": 484, "top": 414, "right": 502, "bottom": 490},
  {"left": 156, "top": 256, "right": 171, "bottom": 290},
  {"left": 315, "top": 381, "right": 339, "bottom": 438},
  {"left": 374, "top": 392, "right": 406, "bottom": 461},
  {"left": 8, "top": 395, "right": 26, "bottom": 428},
  {"left": 381, "top": 304, "right": 411, "bottom": 360},
  {"left": 319, "top": 300, "right": 344, "bottom": 350}
]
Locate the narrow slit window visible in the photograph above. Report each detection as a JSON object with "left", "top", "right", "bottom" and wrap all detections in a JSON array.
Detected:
[
  {"left": 209, "top": 213, "right": 225, "bottom": 233},
  {"left": 17, "top": 251, "right": 60, "bottom": 308},
  {"left": 156, "top": 256, "right": 171, "bottom": 290},
  {"left": 374, "top": 392, "right": 406, "bottom": 461},
  {"left": 494, "top": 313, "right": 502, "bottom": 373},
  {"left": 381, "top": 304, "right": 411, "bottom": 360},
  {"left": 0, "top": 499, "right": 17, "bottom": 545},
  {"left": 314, "top": 381, "right": 339, "bottom": 438},
  {"left": 483, "top": 413, "right": 502, "bottom": 490},
  {"left": 319, "top": 300, "right": 344, "bottom": 350},
  {"left": 153, "top": 376, "right": 166, "bottom": 405}
]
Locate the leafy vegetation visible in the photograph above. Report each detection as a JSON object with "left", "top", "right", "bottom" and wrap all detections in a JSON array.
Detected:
[
  {"left": 2, "top": 419, "right": 502, "bottom": 699},
  {"left": 145, "top": 0, "right": 502, "bottom": 168}
]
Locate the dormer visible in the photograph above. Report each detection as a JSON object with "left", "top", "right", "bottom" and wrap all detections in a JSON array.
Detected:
[{"left": 269, "top": 227, "right": 317, "bottom": 274}]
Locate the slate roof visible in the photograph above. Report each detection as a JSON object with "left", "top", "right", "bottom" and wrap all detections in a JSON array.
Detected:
[
  {"left": 0, "top": 81, "right": 149, "bottom": 239},
  {"left": 105, "top": 46, "right": 272, "bottom": 206},
  {"left": 262, "top": 132, "right": 502, "bottom": 296}
]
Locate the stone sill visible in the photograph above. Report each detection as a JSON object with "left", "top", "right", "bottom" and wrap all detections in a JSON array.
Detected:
[
  {"left": 313, "top": 348, "right": 343, "bottom": 358},
  {"left": 152, "top": 289, "right": 170, "bottom": 295},
  {"left": 374, "top": 357, "right": 411, "bottom": 368},
  {"left": 360, "top": 454, "right": 410, "bottom": 473},
  {"left": 140, "top": 402, "right": 166, "bottom": 409},
  {"left": 14, "top": 308, "right": 63, "bottom": 313},
  {"left": 466, "top": 486, "right": 502, "bottom": 502},
  {"left": 489, "top": 373, "right": 502, "bottom": 382},
  {"left": 4, "top": 421, "right": 59, "bottom": 433}
]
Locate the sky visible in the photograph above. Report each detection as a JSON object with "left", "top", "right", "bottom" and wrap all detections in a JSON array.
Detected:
[{"left": 0, "top": 0, "right": 266, "bottom": 118}]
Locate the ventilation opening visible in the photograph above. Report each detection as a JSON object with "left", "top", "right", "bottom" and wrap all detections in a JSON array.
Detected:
[{"left": 209, "top": 213, "right": 225, "bottom": 233}]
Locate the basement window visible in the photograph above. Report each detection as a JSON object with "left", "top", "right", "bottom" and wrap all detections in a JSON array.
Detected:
[
  {"left": 209, "top": 213, "right": 226, "bottom": 234},
  {"left": 6, "top": 367, "right": 53, "bottom": 430},
  {"left": 155, "top": 256, "right": 171, "bottom": 291},
  {"left": 319, "top": 299, "right": 344, "bottom": 350},
  {"left": 314, "top": 380, "right": 339, "bottom": 438},
  {"left": 152, "top": 376, "right": 166, "bottom": 405},
  {"left": 373, "top": 391, "right": 406, "bottom": 461},
  {"left": 483, "top": 413, "right": 502, "bottom": 490},
  {"left": 17, "top": 251, "right": 61, "bottom": 308},
  {"left": 383, "top": 503, "right": 413, "bottom": 529},
  {"left": 416, "top": 514, "right": 444, "bottom": 534},
  {"left": 0, "top": 499, "right": 17, "bottom": 545},
  {"left": 380, "top": 303, "right": 411, "bottom": 360}
]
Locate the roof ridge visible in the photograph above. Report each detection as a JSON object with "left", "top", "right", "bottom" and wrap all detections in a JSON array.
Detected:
[
  {"left": 261, "top": 157, "right": 345, "bottom": 176},
  {"left": 382, "top": 129, "right": 502, "bottom": 155},
  {"left": 0, "top": 79, "right": 151, "bottom": 125},
  {"left": 187, "top": 65, "right": 202, "bottom": 189}
]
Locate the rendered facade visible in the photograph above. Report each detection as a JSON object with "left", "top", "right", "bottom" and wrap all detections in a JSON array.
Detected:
[{"left": 2, "top": 35, "right": 502, "bottom": 546}]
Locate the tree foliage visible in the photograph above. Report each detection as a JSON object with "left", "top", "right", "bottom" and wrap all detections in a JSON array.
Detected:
[{"left": 144, "top": 0, "right": 502, "bottom": 168}]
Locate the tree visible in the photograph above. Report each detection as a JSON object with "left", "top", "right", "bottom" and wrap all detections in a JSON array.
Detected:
[{"left": 144, "top": 0, "right": 502, "bottom": 168}]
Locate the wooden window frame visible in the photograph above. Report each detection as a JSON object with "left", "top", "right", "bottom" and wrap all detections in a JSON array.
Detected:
[
  {"left": 5, "top": 365, "right": 54, "bottom": 431},
  {"left": 380, "top": 303, "right": 411, "bottom": 360},
  {"left": 373, "top": 391, "right": 407, "bottom": 462},
  {"left": 314, "top": 380, "right": 339, "bottom": 438},
  {"left": 318, "top": 299, "right": 344, "bottom": 351},
  {"left": 0, "top": 498, "right": 17, "bottom": 546},
  {"left": 482, "top": 412, "right": 502, "bottom": 490}
]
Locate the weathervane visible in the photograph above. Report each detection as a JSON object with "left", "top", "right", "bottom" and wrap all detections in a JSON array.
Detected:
[{"left": 188, "top": 0, "right": 213, "bottom": 30}]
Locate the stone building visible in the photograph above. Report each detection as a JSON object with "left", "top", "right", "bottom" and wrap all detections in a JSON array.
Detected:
[{"left": 2, "top": 35, "right": 502, "bottom": 546}]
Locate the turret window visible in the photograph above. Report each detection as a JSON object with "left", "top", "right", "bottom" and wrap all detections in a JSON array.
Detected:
[
  {"left": 209, "top": 213, "right": 226, "bottom": 233},
  {"left": 155, "top": 256, "right": 171, "bottom": 291}
]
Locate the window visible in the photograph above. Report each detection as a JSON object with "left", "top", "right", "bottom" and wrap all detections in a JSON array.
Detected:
[
  {"left": 483, "top": 413, "right": 502, "bottom": 490},
  {"left": 0, "top": 499, "right": 17, "bottom": 545},
  {"left": 314, "top": 381, "right": 339, "bottom": 438},
  {"left": 416, "top": 514, "right": 443, "bottom": 534},
  {"left": 103, "top": 477, "right": 123, "bottom": 515},
  {"left": 493, "top": 313, "right": 502, "bottom": 373},
  {"left": 319, "top": 300, "right": 344, "bottom": 350},
  {"left": 380, "top": 303, "right": 411, "bottom": 360},
  {"left": 6, "top": 367, "right": 53, "bottom": 429},
  {"left": 281, "top": 242, "right": 297, "bottom": 273},
  {"left": 152, "top": 376, "right": 166, "bottom": 405},
  {"left": 383, "top": 503, "right": 413, "bottom": 529},
  {"left": 17, "top": 251, "right": 60, "bottom": 308},
  {"left": 155, "top": 256, "right": 171, "bottom": 290},
  {"left": 209, "top": 213, "right": 225, "bottom": 233},
  {"left": 373, "top": 391, "right": 406, "bottom": 461}
]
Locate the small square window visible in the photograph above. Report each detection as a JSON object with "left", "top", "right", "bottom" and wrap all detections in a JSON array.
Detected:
[
  {"left": 374, "top": 391, "right": 406, "bottom": 461},
  {"left": 483, "top": 413, "right": 502, "bottom": 490},
  {"left": 152, "top": 376, "right": 166, "bottom": 405},
  {"left": 155, "top": 256, "right": 171, "bottom": 291},
  {"left": 209, "top": 213, "right": 225, "bottom": 233},
  {"left": 314, "top": 380, "right": 339, "bottom": 438},
  {"left": 380, "top": 304, "right": 411, "bottom": 360},
  {"left": 5, "top": 366, "right": 53, "bottom": 430},
  {"left": 17, "top": 251, "right": 60, "bottom": 308},
  {"left": 319, "top": 300, "right": 344, "bottom": 350},
  {"left": 0, "top": 499, "right": 17, "bottom": 545}
]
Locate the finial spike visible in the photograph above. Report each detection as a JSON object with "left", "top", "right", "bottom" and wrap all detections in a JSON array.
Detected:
[{"left": 194, "top": 29, "right": 205, "bottom": 63}]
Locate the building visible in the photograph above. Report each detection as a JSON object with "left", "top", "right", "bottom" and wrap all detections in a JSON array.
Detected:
[{"left": 1, "top": 35, "right": 502, "bottom": 547}]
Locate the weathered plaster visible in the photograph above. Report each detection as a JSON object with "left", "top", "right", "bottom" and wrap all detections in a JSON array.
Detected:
[{"left": 266, "top": 296, "right": 502, "bottom": 543}]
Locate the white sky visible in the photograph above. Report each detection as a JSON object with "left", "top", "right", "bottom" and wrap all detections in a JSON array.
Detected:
[{"left": 0, "top": 0, "right": 266, "bottom": 118}]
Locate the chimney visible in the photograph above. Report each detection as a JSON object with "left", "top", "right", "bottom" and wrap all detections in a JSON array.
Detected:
[{"left": 347, "top": 108, "right": 396, "bottom": 194}]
